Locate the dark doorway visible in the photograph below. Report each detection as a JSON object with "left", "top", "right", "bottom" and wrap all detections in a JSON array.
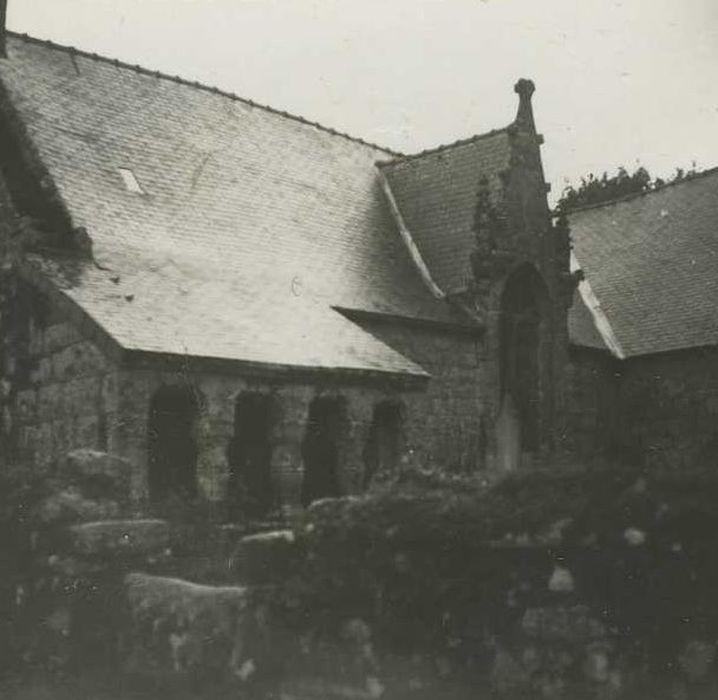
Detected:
[
  {"left": 227, "top": 393, "right": 276, "bottom": 520},
  {"left": 498, "top": 264, "right": 550, "bottom": 465},
  {"left": 363, "top": 401, "right": 405, "bottom": 488},
  {"left": 301, "top": 396, "right": 347, "bottom": 506},
  {"left": 147, "top": 386, "right": 199, "bottom": 504}
]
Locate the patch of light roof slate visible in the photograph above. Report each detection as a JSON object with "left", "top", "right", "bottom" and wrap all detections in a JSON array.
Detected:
[{"left": 118, "top": 167, "right": 144, "bottom": 194}]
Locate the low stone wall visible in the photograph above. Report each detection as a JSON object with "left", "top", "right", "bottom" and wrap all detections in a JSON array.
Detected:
[
  {"left": 7, "top": 451, "right": 718, "bottom": 700},
  {"left": 11, "top": 449, "right": 172, "bottom": 671},
  {"left": 3, "top": 448, "right": 302, "bottom": 692},
  {"left": 123, "top": 573, "right": 264, "bottom": 681}
]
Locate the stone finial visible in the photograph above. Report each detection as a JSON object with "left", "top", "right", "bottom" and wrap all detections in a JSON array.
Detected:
[
  {"left": 513, "top": 78, "right": 537, "bottom": 132},
  {"left": 514, "top": 78, "right": 535, "bottom": 99}
]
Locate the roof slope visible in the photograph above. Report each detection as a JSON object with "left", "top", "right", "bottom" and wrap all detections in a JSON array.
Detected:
[
  {"left": 378, "top": 132, "right": 513, "bottom": 295},
  {"left": 569, "top": 168, "right": 718, "bottom": 357},
  {"left": 0, "top": 34, "right": 475, "bottom": 377}
]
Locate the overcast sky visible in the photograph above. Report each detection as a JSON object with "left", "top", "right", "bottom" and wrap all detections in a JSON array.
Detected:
[{"left": 7, "top": 0, "right": 718, "bottom": 198}]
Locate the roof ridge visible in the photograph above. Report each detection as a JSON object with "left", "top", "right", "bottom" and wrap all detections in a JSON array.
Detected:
[
  {"left": 376, "top": 126, "right": 510, "bottom": 168},
  {"left": 5, "top": 30, "right": 402, "bottom": 157},
  {"left": 557, "top": 164, "right": 718, "bottom": 216}
]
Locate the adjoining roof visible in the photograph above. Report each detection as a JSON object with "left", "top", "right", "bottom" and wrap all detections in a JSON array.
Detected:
[
  {"left": 375, "top": 122, "right": 610, "bottom": 353},
  {"left": 0, "top": 33, "right": 481, "bottom": 378},
  {"left": 378, "top": 130, "right": 513, "bottom": 295},
  {"left": 568, "top": 168, "right": 718, "bottom": 357}
]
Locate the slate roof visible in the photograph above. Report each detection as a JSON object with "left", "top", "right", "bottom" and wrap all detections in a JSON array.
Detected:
[
  {"left": 0, "top": 33, "right": 482, "bottom": 378},
  {"left": 5, "top": 32, "right": 670, "bottom": 368},
  {"left": 378, "top": 131, "right": 513, "bottom": 295},
  {"left": 568, "top": 168, "right": 718, "bottom": 357}
]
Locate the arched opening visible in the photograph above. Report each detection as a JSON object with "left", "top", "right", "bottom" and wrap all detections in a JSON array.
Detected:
[
  {"left": 227, "top": 393, "right": 276, "bottom": 520},
  {"left": 301, "top": 396, "right": 347, "bottom": 506},
  {"left": 363, "top": 401, "right": 405, "bottom": 488},
  {"left": 147, "top": 385, "right": 199, "bottom": 504},
  {"left": 497, "top": 264, "right": 551, "bottom": 469}
]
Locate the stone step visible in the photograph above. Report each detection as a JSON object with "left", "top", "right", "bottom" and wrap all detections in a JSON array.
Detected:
[
  {"left": 122, "top": 572, "right": 266, "bottom": 680},
  {"left": 230, "top": 529, "right": 299, "bottom": 584},
  {"left": 281, "top": 678, "right": 377, "bottom": 700},
  {"left": 67, "top": 519, "right": 170, "bottom": 558},
  {"left": 62, "top": 449, "right": 133, "bottom": 501}
]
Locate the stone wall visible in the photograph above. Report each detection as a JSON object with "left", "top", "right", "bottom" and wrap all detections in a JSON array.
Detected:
[
  {"left": 355, "top": 320, "right": 487, "bottom": 471},
  {"left": 11, "top": 269, "right": 718, "bottom": 516},
  {"left": 564, "top": 346, "right": 621, "bottom": 464},
  {"left": 4, "top": 282, "right": 119, "bottom": 473},
  {"left": 111, "top": 352, "right": 476, "bottom": 513},
  {"left": 9, "top": 449, "right": 171, "bottom": 672},
  {"left": 111, "top": 369, "right": 328, "bottom": 509},
  {"left": 9, "top": 449, "right": 718, "bottom": 699},
  {"left": 292, "top": 468, "right": 718, "bottom": 699},
  {"left": 2, "top": 280, "right": 489, "bottom": 516},
  {"left": 565, "top": 344, "right": 718, "bottom": 469},
  {"left": 617, "top": 346, "right": 718, "bottom": 469}
]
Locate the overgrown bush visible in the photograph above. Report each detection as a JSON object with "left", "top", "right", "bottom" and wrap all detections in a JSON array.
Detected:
[
  {"left": 291, "top": 464, "right": 718, "bottom": 691},
  {"left": 556, "top": 164, "right": 699, "bottom": 212}
]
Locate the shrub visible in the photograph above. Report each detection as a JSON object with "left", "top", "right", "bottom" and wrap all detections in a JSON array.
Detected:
[{"left": 292, "top": 463, "right": 718, "bottom": 675}]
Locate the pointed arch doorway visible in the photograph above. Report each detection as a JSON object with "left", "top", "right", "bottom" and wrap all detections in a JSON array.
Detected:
[{"left": 497, "top": 264, "right": 551, "bottom": 471}]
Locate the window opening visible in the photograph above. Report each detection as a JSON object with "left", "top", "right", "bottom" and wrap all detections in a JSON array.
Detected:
[{"left": 301, "top": 396, "right": 347, "bottom": 506}]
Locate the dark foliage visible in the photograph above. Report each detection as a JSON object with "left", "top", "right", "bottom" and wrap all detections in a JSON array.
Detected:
[
  {"left": 556, "top": 164, "right": 698, "bottom": 212},
  {"left": 0, "top": 469, "right": 49, "bottom": 676},
  {"left": 293, "top": 464, "right": 718, "bottom": 674}
]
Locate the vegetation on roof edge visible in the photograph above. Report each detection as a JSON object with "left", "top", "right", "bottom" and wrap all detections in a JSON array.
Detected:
[{"left": 555, "top": 162, "right": 715, "bottom": 214}]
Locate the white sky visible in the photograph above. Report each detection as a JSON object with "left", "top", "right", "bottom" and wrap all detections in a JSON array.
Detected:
[{"left": 7, "top": 0, "right": 718, "bottom": 199}]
